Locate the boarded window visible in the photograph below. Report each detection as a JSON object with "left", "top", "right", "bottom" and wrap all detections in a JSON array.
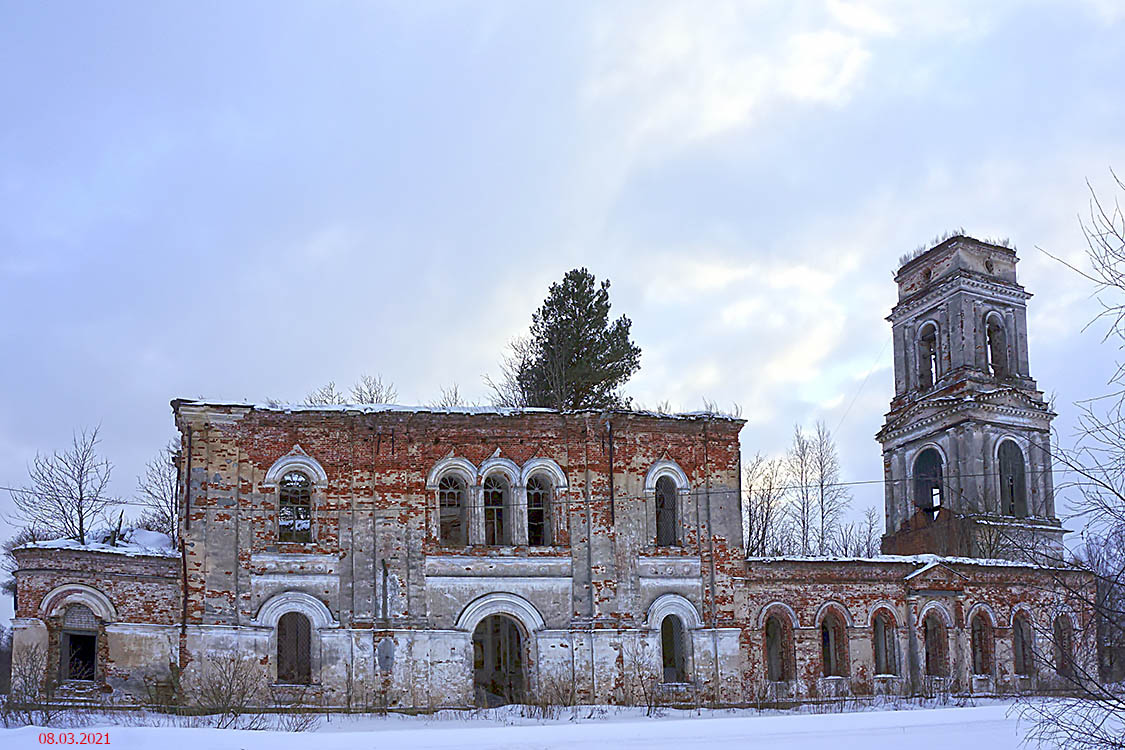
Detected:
[
  {"left": 279, "top": 471, "right": 312, "bottom": 543},
  {"left": 526, "top": 474, "right": 551, "bottom": 547},
  {"left": 277, "top": 611, "right": 311, "bottom": 684},
  {"left": 971, "top": 614, "right": 993, "bottom": 675},
  {"left": 913, "top": 448, "right": 943, "bottom": 515},
  {"left": 483, "top": 475, "right": 508, "bottom": 546},
  {"left": 873, "top": 611, "right": 897, "bottom": 676},
  {"left": 918, "top": 323, "right": 939, "bottom": 389},
  {"left": 655, "top": 476, "right": 679, "bottom": 547},
  {"left": 820, "top": 611, "right": 848, "bottom": 678},
  {"left": 923, "top": 612, "right": 948, "bottom": 677},
  {"left": 999, "top": 441, "right": 1028, "bottom": 517},
  {"left": 1014, "top": 614, "right": 1034, "bottom": 676},
  {"left": 438, "top": 475, "right": 466, "bottom": 547},
  {"left": 661, "top": 615, "right": 687, "bottom": 683}
]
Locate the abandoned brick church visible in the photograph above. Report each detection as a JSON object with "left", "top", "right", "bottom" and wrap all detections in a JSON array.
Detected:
[{"left": 11, "top": 237, "right": 1094, "bottom": 707}]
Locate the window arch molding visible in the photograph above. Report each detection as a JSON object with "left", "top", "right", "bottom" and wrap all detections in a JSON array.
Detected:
[
  {"left": 520, "top": 458, "right": 568, "bottom": 490},
  {"left": 757, "top": 601, "right": 800, "bottom": 630},
  {"left": 644, "top": 459, "right": 690, "bottom": 494},
  {"left": 39, "top": 583, "right": 117, "bottom": 622},
  {"left": 425, "top": 454, "right": 477, "bottom": 490},
  {"left": 866, "top": 601, "right": 900, "bottom": 628},
  {"left": 919, "top": 600, "right": 954, "bottom": 629},
  {"left": 455, "top": 592, "right": 545, "bottom": 635},
  {"left": 966, "top": 602, "right": 999, "bottom": 629},
  {"left": 1051, "top": 605, "right": 1080, "bottom": 632},
  {"left": 814, "top": 600, "right": 855, "bottom": 629},
  {"left": 263, "top": 445, "right": 328, "bottom": 488},
  {"left": 1010, "top": 603, "right": 1036, "bottom": 630},
  {"left": 479, "top": 456, "right": 521, "bottom": 487},
  {"left": 646, "top": 593, "right": 703, "bottom": 630},
  {"left": 252, "top": 590, "right": 339, "bottom": 630}
]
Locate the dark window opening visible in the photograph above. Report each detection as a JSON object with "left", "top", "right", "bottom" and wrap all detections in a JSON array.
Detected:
[
  {"left": 873, "top": 612, "right": 897, "bottom": 676},
  {"left": 986, "top": 316, "right": 1009, "bottom": 378},
  {"left": 923, "top": 613, "right": 948, "bottom": 677},
  {"left": 918, "top": 324, "right": 939, "bottom": 390},
  {"left": 60, "top": 604, "right": 98, "bottom": 681},
  {"left": 764, "top": 615, "right": 791, "bottom": 682},
  {"left": 279, "top": 471, "right": 312, "bottom": 543},
  {"left": 472, "top": 614, "right": 524, "bottom": 706},
  {"left": 913, "top": 448, "right": 944, "bottom": 517},
  {"left": 661, "top": 615, "right": 687, "bottom": 683},
  {"left": 820, "top": 611, "right": 848, "bottom": 677},
  {"left": 277, "top": 611, "right": 311, "bottom": 684},
  {"left": 655, "top": 476, "right": 679, "bottom": 547},
  {"left": 1053, "top": 615, "right": 1074, "bottom": 680},
  {"left": 527, "top": 475, "right": 552, "bottom": 547},
  {"left": 438, "top": 475, "right": 467, "bottom": 547},
  {"left": 1014, "top": 614, "right": 1035, "bottom": 676},
  {"left": 483, "top": 475, "right": 508, "bottom": 546},
  {"left": 971, "top": 614, "right": 993, "bottom": 675},
  {"left": 999, "top": 441, "right": 1028, "bottom": 517}
]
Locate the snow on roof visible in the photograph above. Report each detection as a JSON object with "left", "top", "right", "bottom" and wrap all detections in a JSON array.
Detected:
[
  {"left": 172, "top": 399, "right": 745, "bottom": 422},
  {"left": 18, "top": 527, "right": 178, "bottom": 558},
  {"left": 746, "top": 552, "right": 1052, "bottom": 572}
]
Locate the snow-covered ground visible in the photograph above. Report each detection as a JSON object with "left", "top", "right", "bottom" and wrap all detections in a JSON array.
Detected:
[{"left": 3, "top": 703, "right": 1040, "bottom": 749}]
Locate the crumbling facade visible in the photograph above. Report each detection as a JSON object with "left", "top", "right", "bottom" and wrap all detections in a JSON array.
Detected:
[{"left": 9, "top": 237, "right": 1095, "bottom": 708}]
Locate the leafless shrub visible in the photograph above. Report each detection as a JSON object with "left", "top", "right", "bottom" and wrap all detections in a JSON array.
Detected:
[
  {"left": 188, "top": 654, "right": 267, "bottom": 730},
  {"left": 620, "top": 638, "right": 663, "bottom": 716},
  {"left": 2, "top": 644, "right": 59, "bottom": 728}
]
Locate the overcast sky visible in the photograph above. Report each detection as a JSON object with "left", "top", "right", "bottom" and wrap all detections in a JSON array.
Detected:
[{"left": 2, "top": 1, "right": 1125, "bottom": 622}]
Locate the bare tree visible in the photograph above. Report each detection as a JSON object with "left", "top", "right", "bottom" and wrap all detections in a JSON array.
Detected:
[
  {"left": 350, "top": 374, "right": 398, "bottom": 404},
  {"left": 811, "top": 421, "right": 851, "bottom": 554},
  {"left": 9, "top": 427, "right": 116, "bottom": 545},
  {"left": 784, "top": 425, "right": 815, "bottom": 556},
  {"left": 485, "top": 336, "right": 534, "bottom": 408},
  {"left": 136, "top": 440, "right": 179, "bottom": 545},
  {"left": 744, "top": 453, "right": 789, "bottom": 556},
  {"left": 304, "top": 380, "right": 348, "bottom": 406},
  {"left": 430, "top": 384, "right": 466, "bottom": 409},
  {"left": 833, "top": 507, "right": 881, "bottom": 557},
  {"left": 2, "top": 525, "right": 49, "bottom": 601}
]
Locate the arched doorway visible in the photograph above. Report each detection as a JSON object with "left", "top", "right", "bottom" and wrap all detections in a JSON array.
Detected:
[{"left": 472, "top": 614, "right": 525, "bottom": 706}]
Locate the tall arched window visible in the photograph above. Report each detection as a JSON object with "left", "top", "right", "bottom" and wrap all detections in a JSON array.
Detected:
[
  {"left": 655, "top": 476, "right": 678, "bottom": 547},
  {"left": 913, "top": 448, "right": 944, "bottom": 515},
  {"left": 438, "top": 475, "right": 467, "bottom": 547},
  {"left": 985, "top": 314, "right": 1009, "bottom": 378},
  {"left": 970, "top": 613, "right": 993, "bottom": 676},
  {"left": 923, "top": 612, "right": 948, "bottom": 677},
  {"left": 526, "top": 474, "right": 552, "bottom": 547},
  {"left": 998, "top": 441, "right": 1028, "bottom": 517},
  {"left": 872, "top": 611, "right": 897, "bottom": 676},
  {"left": 279, "top": 471, "right": 312, "bottom": 543},
  {"left": 918, "top": 323, "right": 939, "bottom": 389},
  {"left": 661, "top": 614, "right": 687, "bottom": 683},
  {"left": 1053, "top": 615, "right": 1074, "bottom": 680},
  {"left": 483, "top": 475, "right": 509, "bottom": 546},
  {"left": 764, "top": 615, "right": 792, "bottom": 682},
  {"left": 277, "top": 611, "right": 311, "bottom": 685},
  {"left": 1013, "top": 613, "right": 1035, "bottom": 676},
  {"left": 820, "top": 610, "right": 848, "bottom": 677}
]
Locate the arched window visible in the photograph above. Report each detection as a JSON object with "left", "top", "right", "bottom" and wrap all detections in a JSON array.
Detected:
[
  {"left": 661, "top": 615, "right": 687, "bottom": 683},
  {"left": 923, "top": 612, "right": 948, "bottom": 677},
  {"left": 820, "top": 610, "right": 848, "bottom": 677},
  {"left": 1053, "top": 615, "right": 1074, "bottom": 680},
  {"left": 913, "top": 448, "right": 944, "bottom": 516},
  {"left": 526, "top": 474, "right": 552, "bottom": 547},
  {"left": 918, "top": 323, "right": 939, "bottom": 390},
  {"left": 278, "top": 471, "right": 312, "bottom": 543},
  {"left": 985, "top": 314, "right": 1009, "bottom": 378},
  {"left": 277, "top": 611, "right": 311, "bottom": 684},
  {"left": 655, "top": 476, "right": 678, "bottom": 547},
  {"left": 971, "top": 613, "right": 993, "bottom": 676},
  {"left": 60, "top": 604, "right": 98, "bottom": 681},
  {"left": 764, "top": 614, "right": 793, "bottom": 682},
  {"left": 872, "top": 611, "right": 897, "bottom": 676},
  {"left": 483, "top": 475, "right": 509, "bottom": 546},
  {"left": 1013, "top": 613, "right": 1035, "bottom": 676},
  {"left": 998, "top": 441, "right": 1028, "bottom": 517},
  {"left": 438, "top": 475, "right": 466, "bottom": 547}
]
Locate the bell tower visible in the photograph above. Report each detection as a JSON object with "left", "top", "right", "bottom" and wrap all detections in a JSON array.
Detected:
[{"left": 876, "top": 235, "right": 1064, "bottom": 560}]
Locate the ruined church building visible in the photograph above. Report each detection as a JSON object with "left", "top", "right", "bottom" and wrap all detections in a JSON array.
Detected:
[{"left": 12, "top": 237, "right": 1093, "bottom": 707}]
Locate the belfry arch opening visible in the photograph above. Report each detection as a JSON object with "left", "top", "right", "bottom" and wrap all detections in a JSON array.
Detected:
[
  {"left": 913, "top": 448, "right": 944, "bottom": 518},
  {"left": 918, "top": 323, "right": 939, "bottom": 390},
  {"left": 985, "top": 314, "right": 1009, "bottom": 378},
  {"left": 472, "top": 614, "right": 525, "bottom": 706},
  {"left": 998, "top": 440, "right": 1028, "bottom": 517}
]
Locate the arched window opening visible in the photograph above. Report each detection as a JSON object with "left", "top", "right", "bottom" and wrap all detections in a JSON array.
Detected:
[
  {"left": 655, "top": 476, "right": 679, "bottom": 547},
  {"left": 483, "top": 475, "right": 509, "bottom": 546},
  {"left": 971, "top": 613, "right": 993, "bottom": 676},
  {"left": 661, "top": 615, "right": 687, "bottom": 683},
  {"left": 277, "top": 611, "right": 312, "bottom": 685},
  {"left": 986, "top": 315, "right": 1009, "bottom": 378},
  {"left": 913, "top": 448, "right": 944, "bottom": 517},
  {"left": 999, "top": 441, "right": 1028, "bottom": 518},
  {"left": 1013, "top": 614, "right": 1035, "bottom": 676},
  {"left": 60, "top": 603, "right": 98, "bottom": 681},
  {"left": 764, "top": 615, "right": 792, "bottom": 682},
  {"left": 873, "top": 612, "right": 897, "bottom": 676},
  {"left": 279, "top": 471, "right": 312, "bottom": 543},
  {"left": 923, "top": 612, "right": 948, "bottom": 677},
  {"left": 820, "top": 611, "right": 848, "bottom": 677},
  {"left": 526, "top": 474, "right": 552, "bottom": 547},
  {"left": 918, "top": 323, "right": 939, "bottom": 390},
  {"left": 438, "top": 475, "right": 467, "bottom": 547},
  {"left": 1053, "top": 615, "right": 1075, "bottom": 680}
]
